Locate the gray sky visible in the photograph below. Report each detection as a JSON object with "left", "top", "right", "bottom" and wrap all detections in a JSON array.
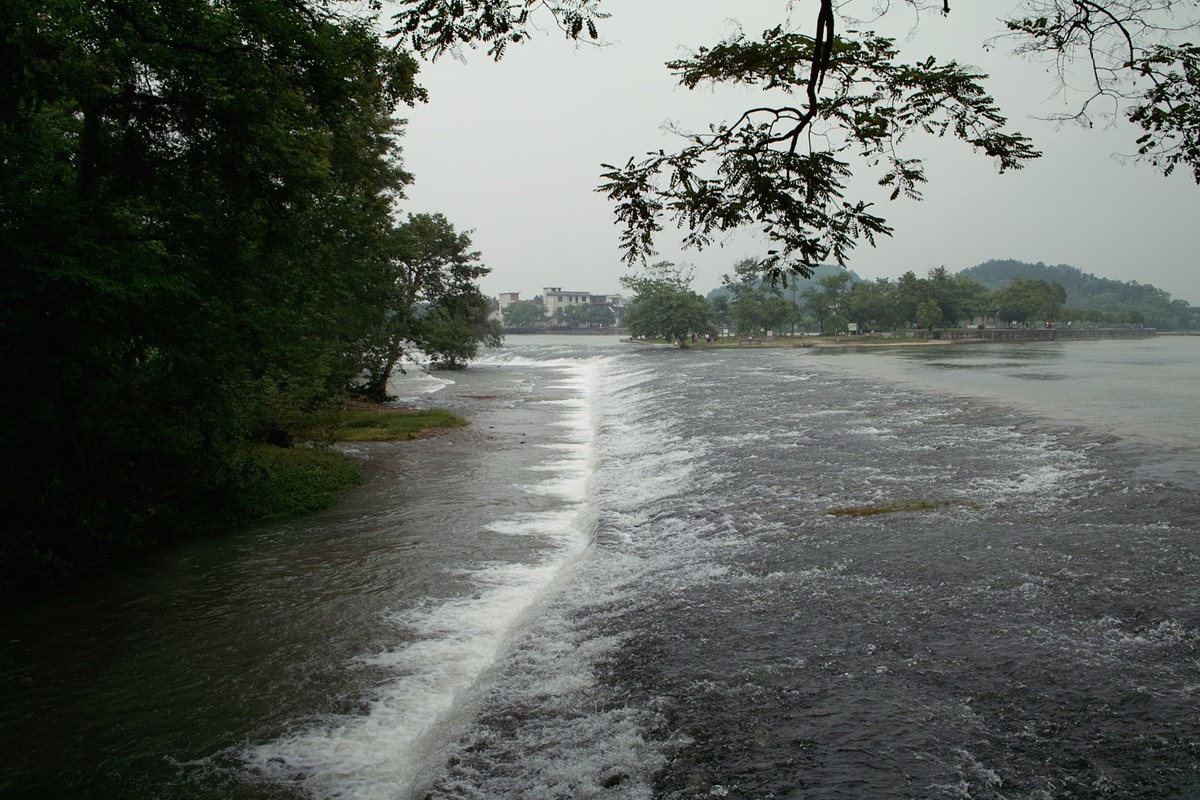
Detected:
[{"left": 395, "top": 1, "right": 1200, "bottom": 305}]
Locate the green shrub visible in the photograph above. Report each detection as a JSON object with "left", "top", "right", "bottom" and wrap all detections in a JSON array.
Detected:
[{"left": 231, "top": 444, "right": 364, "bottom": 521}]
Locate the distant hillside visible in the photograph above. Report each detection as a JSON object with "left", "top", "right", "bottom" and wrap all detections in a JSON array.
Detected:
[
  {"left": 960, "top": 259, "right": 1198, "bottom": 331},
  {"left": 706, "top": 264, "right": 860, "bottom": 300}
]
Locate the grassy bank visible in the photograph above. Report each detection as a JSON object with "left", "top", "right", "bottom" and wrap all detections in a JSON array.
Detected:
[
  {"left": 317, "top": 403, "right": 469, "bottom": 442},
  {"left": 226, "top": 404, "right": 467, "bottom": 520},
  {"left": 1, "top": 402, "right": 467, "bottom": 602}
]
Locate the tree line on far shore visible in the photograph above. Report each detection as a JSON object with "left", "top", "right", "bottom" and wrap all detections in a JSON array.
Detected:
[{"left": 616, "top": 258, "right": 1198, "bottom": 345}]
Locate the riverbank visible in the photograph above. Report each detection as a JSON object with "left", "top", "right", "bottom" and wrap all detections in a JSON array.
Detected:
[
  {"left": 624, "top": 335, "right": 954, "bottom": 349},
  {"left": 944, "top": 326, "right": 1157, "bottom": 342},
  {"left": 320, "top": 401, "right": 468, "bottom": 442},
  {"left": 625, "top": 327, "right": 1158, "bottom": 349},
  {"left": 232, "top": 403, "right": 468, "bottom": 520},
  {"left": 1, "top": 401, "right": 468, "bottom": 603}
]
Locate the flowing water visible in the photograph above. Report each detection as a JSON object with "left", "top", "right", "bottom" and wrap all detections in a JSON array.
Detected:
[{"left": 3, "top": 335, "right": 1199, "bottom": 799}]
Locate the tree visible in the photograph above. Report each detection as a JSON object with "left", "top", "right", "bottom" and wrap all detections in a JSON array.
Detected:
[
  {"left": 948, "top": 274, "right": 994, "bottom": 328},
  {"left": 598, "top": 8, "right": 1040, "bottom": 282},
  {"left": 762, "top": 294, "right": 802, "bottom": 335},
  {"left": 724, "top": 258, "right": 787, "bottom": 336},
  {"left": 359, "top": 213, "right": 491, "bottom": 399},
  {"left": 563, "top": 303, "right": 616, "bottom": 328},
  {"left": 923, "top": 267, "right": 991, "bottom": 327},
  {"left": 621, "top": 261, "right": 714, "bottom": 346},
  {"left": 721, "top": 264, "right": 801, "bottom": 336},
  {"left": 916, "top": 299, "right": 944, "bottom": 331},
  {"left": 844, "top": 278, "right": 901, "bottom": 332},
  {"left": 899, "top": 275, "right": 927, "bottom": 330},
  {"left": 414, "top": 292, "right": 504, "bottom": 369},
  {"left": 801, "top": 272, "right": 854, "bottom": 335},
  {"left": 392, "top": 1, "right": 1197, "bottom": 285},
  {"left": 502, "top": 300, "right": 548, "bottom": 329},
  {"left": 992, "top": 277, "right": 1069, "bottom": 324},
  {"left": 591, "top": 304, "right": 619, "bottom": 327},
  {"left": 708, "top": 294, "right": 732, "bottom": 332},
  {"left": 1005, "top": 1, "right": 1200, "bottom": 181},
  {"left": 1, "top": 0, "right": 423, "bottom": 584}
]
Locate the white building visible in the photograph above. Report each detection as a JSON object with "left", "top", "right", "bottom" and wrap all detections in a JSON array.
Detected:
[
  {"left": 542, "top": 287, "right": 591, "bottom": 317},
  {"left": 542, "top": 288, "right": 626, "bottom": 324},
  {"left": 497, "top": 292, "right": 522, "bottom": 312},
  {"left": 495, "top": 288, "right": 626, "bottom": 327}
]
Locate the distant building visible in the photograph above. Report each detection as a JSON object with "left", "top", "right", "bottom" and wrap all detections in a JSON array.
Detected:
[
  {"left": 599, "top": 294, "right": 627, "bottom": 325},
  {"left": 543, "top": 287, "right": 626, "bottom": 325},
  {"left": 542, "top": 287, "right": 589, "bottom": 317},
  {"left": 495, "top": 288, "right": 625, "bottom": 328}
]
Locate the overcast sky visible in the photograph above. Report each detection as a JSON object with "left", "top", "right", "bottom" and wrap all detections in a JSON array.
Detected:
[{"left": 392, "top": 1, "right": 1199, "bottom": 305}]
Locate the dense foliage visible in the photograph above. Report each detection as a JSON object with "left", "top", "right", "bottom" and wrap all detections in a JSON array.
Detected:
[
  {"left": 722, "top": 258, "right": 803, "bottom": 335},
  {"left": 622, "top": 261, "right": 715, "bottom": 345},
  {"left": 358, "top": 212, "right": 501, "bottom": 395},
  {"left": 556, "top": 303, "right": 617, "bottom": 329},
  {"left": 0, "top": 0, "right": 496, "bottom": 595},
  {"left": 696, "top": 258, "right": 1195, "bottom": 335},
  {"left": 501, "top": 300, "right": 550, "bottom": 330}
]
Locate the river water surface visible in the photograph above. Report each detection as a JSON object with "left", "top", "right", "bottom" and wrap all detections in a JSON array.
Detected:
[{"left": 2, "top": 335, "right": 1198, "bottom": 799}]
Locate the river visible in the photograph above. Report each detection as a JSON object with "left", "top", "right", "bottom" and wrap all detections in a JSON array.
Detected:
[{"left": 2, "top": 334, "right": 1198, "bottom": 799}]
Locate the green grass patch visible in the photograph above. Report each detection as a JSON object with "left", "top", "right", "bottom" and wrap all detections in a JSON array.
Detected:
[
  {"left": 235, "top": 443, "right": 364, "bottom": 521},
  {"left": 827, "top": 499, "right": 952, "bottom": 517},
  {"left": 1, "top": 403, "right": 471, "bottom": 600},
  {"left": 235, "top": 403, "right": 466, "bottom": 522},
  {"left": 323, "top": 406, "right": 468, "bottom": 442},
  {"left": 0, "top": 403, "right": 472, "bottom": 600}
]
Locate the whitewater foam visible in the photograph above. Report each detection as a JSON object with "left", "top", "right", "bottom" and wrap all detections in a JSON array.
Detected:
[{"left": 241, "top": 360, "right": 604, "bottom": 799}]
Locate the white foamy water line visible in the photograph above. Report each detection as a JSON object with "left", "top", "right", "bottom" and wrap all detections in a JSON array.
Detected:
[
  {"left": 416, "top": 359, "right": 744, "bottom": 798},
  {"left": 241, "top": 360, "right": 605, "bottom": 799}
]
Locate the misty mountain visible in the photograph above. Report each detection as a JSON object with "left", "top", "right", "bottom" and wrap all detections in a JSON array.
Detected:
[{"left": 961, "top": 259, "right": 1198, "bottom": 331}]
